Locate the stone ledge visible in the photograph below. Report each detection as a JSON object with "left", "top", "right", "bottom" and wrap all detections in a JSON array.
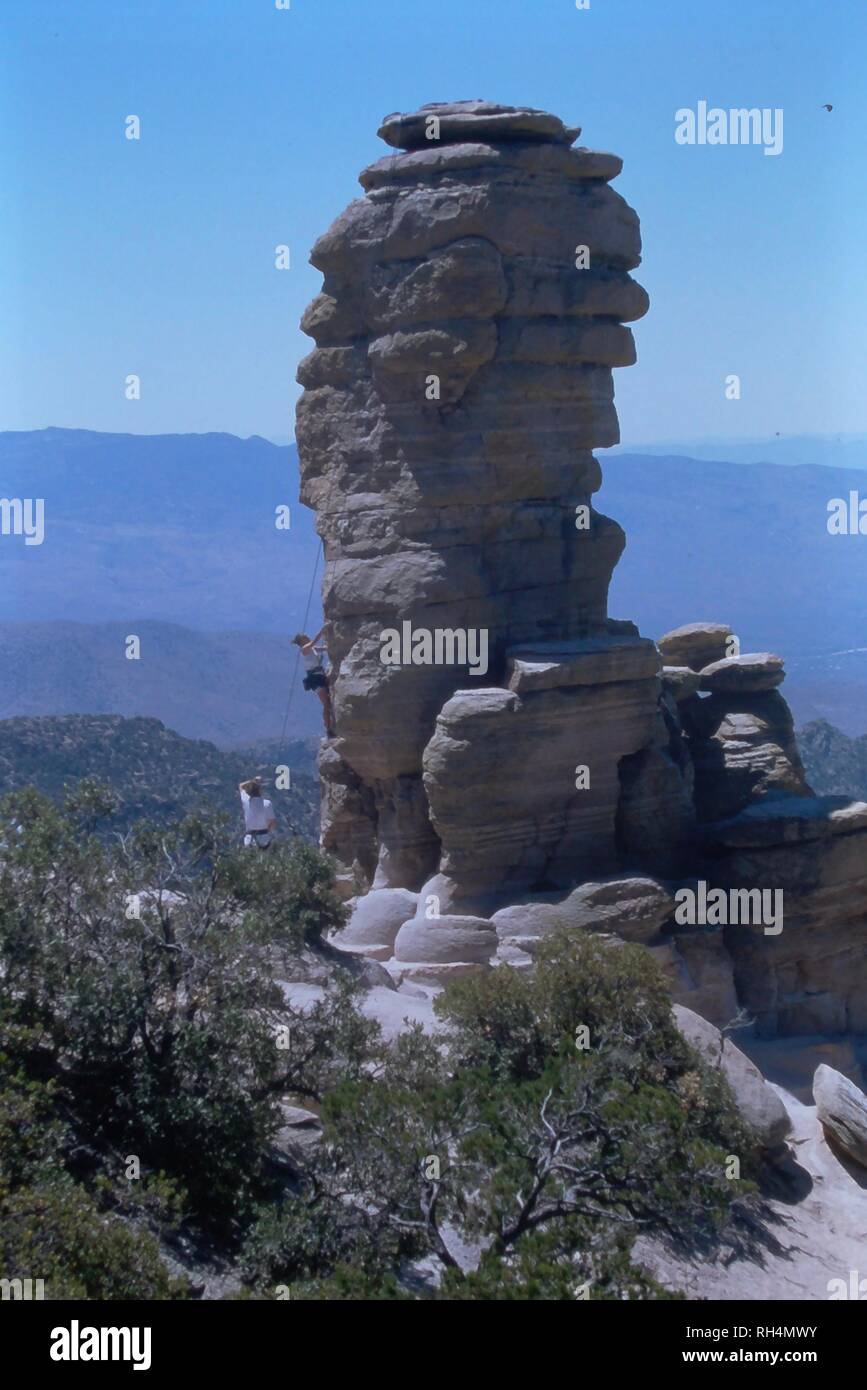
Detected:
[
  {"left": 377, "top": 101, "right": 581, "bottom": 151},
  {"left": 702, "top": 795, "right": 867, "bottom": 849},
  {"left": 506, "top": 634, "right": 659, "bottom": 693}
]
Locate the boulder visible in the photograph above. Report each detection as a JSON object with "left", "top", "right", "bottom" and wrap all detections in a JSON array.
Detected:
[
  {"left": 661, "top": 666, "right": 701, "bottom": 701},
  {"left": 673, "top": 1004, "right": 791, "bottom": 1149},
  {"left": 699, "top": 653, "right": 785, "bottom": 694},
  {"left": 506, "top": 635, "right": 659, "bottom": 694},
  {"left": 411, "top": 872, "right": 495, "bottom": 920},
  {"left": 492, "top": 900, "right": 568, "bottom": 940},
  {"left": 393, "top": 914, "right": 497, "bottom": 965},
  {"left": 377, "top": 100, "right": 581, "bottom": 150},
  {"left": 423, "top": 677, "right": 660, "bottom": 899},
  {"left": 492, "top": 876, "right": 674, "bottom": 944},
  {"left": 658, "top": 623, "right": 733, "bottom": 672},
  {"left": 813, "top": 1064, "right": 867, "bottom": 1168},
  {"left": 338, "top": 888, "right": 419, "bottom": 959},
  {"left": 684, "top": 690, "right": 810, "bottom": 823},
  {"left": 560, "top": 876, "right": 675, "bottom": 942}
]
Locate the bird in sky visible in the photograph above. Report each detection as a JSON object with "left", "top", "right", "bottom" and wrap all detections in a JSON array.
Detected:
[{"left": 821, "top": 104, "right": 833, "bottom": 112}]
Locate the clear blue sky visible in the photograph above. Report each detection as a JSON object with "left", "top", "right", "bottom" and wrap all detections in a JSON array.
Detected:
[{"left": 1, "top": 0, "right": 864, "bottom": 445}]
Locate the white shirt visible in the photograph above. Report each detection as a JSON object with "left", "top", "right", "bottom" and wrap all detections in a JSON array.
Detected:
[
  {"left": 240, "top": 790, "right": 276, "bottom": 831},
  {"left": 302, "top": 645, "right": 326, "bottom": 672}
]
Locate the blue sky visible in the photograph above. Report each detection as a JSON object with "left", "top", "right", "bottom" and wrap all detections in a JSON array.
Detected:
[{"left": 1, "top": 0, "right": 864, "bottom": 445}]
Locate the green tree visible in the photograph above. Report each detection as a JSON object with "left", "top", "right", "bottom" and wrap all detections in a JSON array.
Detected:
[
  {"left": 242, "top": 935, "right": 756, "bottom": 1300},
  {"left": 0, "top": 787, "right": 760, "bottom": 1301},
  {"left": 0, "top": 786, "right": 352, "bottom": 1226}
]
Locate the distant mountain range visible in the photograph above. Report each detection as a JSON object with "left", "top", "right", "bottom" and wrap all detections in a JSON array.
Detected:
[
  {"left": 601, "top": 454, "right": 867, "bottom": 735},
  {"left": 0, "top": 714, "right": 319, "bottom": 841},
  {"left": 0, "top": 428, "right": 321, "bottom": 633},
  {"left": 797, "top": 720, "right": 867, "bottom": 802},
  {"left": 2, "top": 428, "right": 865, "bottom": 737},
  {"left": 608, "top": 434, "right": 867, "bottom": 471},
  {"left": 0, "top": 620, "right": 324, "bottom": 746}
]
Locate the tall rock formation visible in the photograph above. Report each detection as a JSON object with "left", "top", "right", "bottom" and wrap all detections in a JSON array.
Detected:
[
  {"left": 297, "top": 100, "right": 659, "bottom": 901},
  {"left": 297, "top": 101, "right": 867, "bottom": 1039}
]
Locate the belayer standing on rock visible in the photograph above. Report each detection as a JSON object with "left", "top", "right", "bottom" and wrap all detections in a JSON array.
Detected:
[
  {"left": 238, "top": 777, "right": 277, "bottom": 849},
  {"left": 292, "top": 627, "right": 334, "bottom": 736}
]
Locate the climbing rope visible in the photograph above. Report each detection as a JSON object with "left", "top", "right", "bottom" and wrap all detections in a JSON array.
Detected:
[{"left": 280, "top": 538, "right": 323, "bottom": 747}]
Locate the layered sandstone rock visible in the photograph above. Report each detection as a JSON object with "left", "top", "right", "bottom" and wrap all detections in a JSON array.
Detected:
[
  {"left": 338, "top": 887, "right": 418, "bottom": 960},
  {"left": 297, "top": 101, "right": 867, "bottom": 1045},
  {"left": 491, "top": 875, "right": 675, "bottom": 946},
  {"left": 699, "top": 653, "right": 785, "bottom": 694},
  {"left": 658, "top": 622, "right": 733, "bottom": 671},
  {"left": 422, "top": 638, "right": 662, "bottom": 899},
  {"left": 813, "top": 1063, "right": 867, "bottom": 1167},
  {"left": 673, "top": 1005, "right": 791, "bottom": 1150},
  {"left": 651, "top": 629, "right": 867, "bottom": 1037},
  {"left": 681, "top": 688, "right": 810, "bottom": 824},
  {"left": 701, "top": 797, "right": 867, "bottom": 1036},
  {"left": 297, "top": 100, "right": 653, "bottom": 897}
]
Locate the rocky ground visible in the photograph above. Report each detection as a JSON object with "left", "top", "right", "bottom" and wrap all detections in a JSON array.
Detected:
[
  {"left": 151, "top": 931, "right": 867, "bottom": 1301},
  {"left": 636, "top": 1083, "right": 867, "bottom": 1302},
  {"left": 276, "top": 938, "right": 867, "bottom": 1302}
]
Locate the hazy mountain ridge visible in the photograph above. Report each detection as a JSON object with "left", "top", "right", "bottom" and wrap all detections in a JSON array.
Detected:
[
  {"left": 0, "top": 620, "right": 323, "bottom": 745},
  {"left": 0, "top": 428, "right": 321, "bottom": 633},
  {"left": 797, "top": 719, "right": 867, "bottom": 801},
  {"left": 601, "top": 453, "right": 867, "bottom": 733},
  {"left": 608, "top": 435, "right": 867, "bottom": 471},
  {"left": 3, "top": 428, "right": 866, "bottom": 734},
  {"left": 0, "top": 713, "right": 319, "bottom": 840}
]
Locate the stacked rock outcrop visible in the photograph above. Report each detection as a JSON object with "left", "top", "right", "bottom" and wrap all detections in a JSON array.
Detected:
[
  {"left": 662, "top": 624, "right": 809, "bottom": 824},
  {"left": 298, "top": 101, "right": 867, "bottom": 1039},
  {"left": 297, "top": 99, "right": 657, "bottom": 902},
  {"left": 655, "top": 621, "right": 867, "bottom": 1037}
]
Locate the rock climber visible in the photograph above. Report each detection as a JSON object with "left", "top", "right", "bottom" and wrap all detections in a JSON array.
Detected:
[
  {"left": 238, "top": 777, "right": 277, "bottom": 849},
  {"left": 292, "top": 627, "right": 334, "bottom": 735}
]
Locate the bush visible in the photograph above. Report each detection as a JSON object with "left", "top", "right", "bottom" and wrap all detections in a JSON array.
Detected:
[
  {"left": 0, "top": 1047, "right": 188, "bottom": 1299},
  {"left": 0, "top": 786, "right": 758, "bottom": 1300},
  {"left": 0, "top": 787, "right": 350, "bottom": 1226},
  {"left": 0, "top": 1178, "right": 187, "bottom": 1300},
  {"left": 241, "top": 936, "right": 756, "bottom": 1298},
  {"left": 224, "top": 837, "right": 347, "bottom": 949}
]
